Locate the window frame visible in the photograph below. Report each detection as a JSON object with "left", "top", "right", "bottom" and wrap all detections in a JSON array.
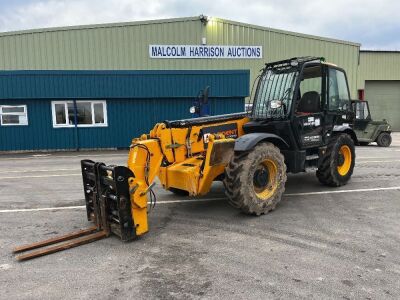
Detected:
[
  {"left": 0, "top": 105, "right": 28, "bottom": 126},
  {"left": 51, "top": 100, "right": 108, "bottom": 128},
  {"left": 298, "top": 64, "right": 324, "bottom": 111},
  {"left": 353, "top": 101, "right": 371, "bottom": 120},
  {"left": 326, "top": 66, "right": 351, "bottom": 112}
]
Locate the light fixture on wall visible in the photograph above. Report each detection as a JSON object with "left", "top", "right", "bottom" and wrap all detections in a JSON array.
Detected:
[{"left": 199, "top": 14, "right": 209, "bottom": 26}]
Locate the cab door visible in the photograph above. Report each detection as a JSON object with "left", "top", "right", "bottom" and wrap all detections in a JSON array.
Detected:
[
  {"left": 325, "top": 67, "right": 352, "bottom": 130},
  {"left": 294, "top": 64, "right": 326, "bottom": 149}
]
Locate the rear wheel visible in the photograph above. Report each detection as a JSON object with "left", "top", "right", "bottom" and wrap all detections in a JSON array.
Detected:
[
  {"left": 224, "top": 143, "right": 287, "bottom": 215},
  {"left": 376, "top": 132, "right": 392, "bottom": 147},
  {"left": 316, "top": 134, "right": 355, "bottom": 187}
]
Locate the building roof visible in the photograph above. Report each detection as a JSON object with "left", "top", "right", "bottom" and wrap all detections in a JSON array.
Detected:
[
  {"left": 360, "top": 50, "right": 400, "bottom": 54},
  {"left": 0, "top": 16, "right": 360, "bottom": 47}
]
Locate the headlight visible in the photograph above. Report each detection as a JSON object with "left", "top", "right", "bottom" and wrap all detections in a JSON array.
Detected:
[{"left": 189, "top": 106, "right": 196, "bottom": 114}]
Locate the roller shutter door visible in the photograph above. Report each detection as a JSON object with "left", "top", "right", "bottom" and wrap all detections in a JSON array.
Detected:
[{"left": 365, "top": 80, "right": 400, "bottom": 131}]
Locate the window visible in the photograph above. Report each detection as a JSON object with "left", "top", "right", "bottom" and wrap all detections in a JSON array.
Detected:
[
  {"left": 353, "top": 101, "right": 370, "bottom": 120},
  {"left": 252, "top": 69, "right": 298, "bottom": 119},
  {"left": 328, "top": 69, "right": 350, "bottom": 111},
  {"left": 0, "top": 105, "right": 28, "bottom": 126},
  {"left": 51, "top": 101, "right": 107, "bottom": 127},
  {"left": 298, "top": 66, "right": 323, "bottom": 112},
  {"left": 299, "top": 66, "right": 322, "bottom": 97}
]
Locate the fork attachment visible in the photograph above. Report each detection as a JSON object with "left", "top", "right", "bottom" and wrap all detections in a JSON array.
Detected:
[
  {"left": 81, "top": 160, "right": 136, "bottom": 241},
  {"left": 12, "top": 160, "right": 136, "bottom": 261}
]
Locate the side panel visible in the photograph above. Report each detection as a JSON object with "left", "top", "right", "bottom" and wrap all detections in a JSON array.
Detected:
[{"left": 157, "top": 117, "right": 250, "bottom": 194}]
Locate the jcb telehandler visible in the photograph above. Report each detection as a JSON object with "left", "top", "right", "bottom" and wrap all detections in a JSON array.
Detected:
[{"left": 13, "top": 57, "right": 357, "bottom": 261}]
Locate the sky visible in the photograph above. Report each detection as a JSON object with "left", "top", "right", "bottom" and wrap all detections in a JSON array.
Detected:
[{"left": 0, "top": 0, "right": 399, "bottom": 50}]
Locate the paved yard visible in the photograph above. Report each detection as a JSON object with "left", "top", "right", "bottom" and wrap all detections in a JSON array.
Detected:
[{"left": 0, "top": 134, "right": 399, "bottom": 299}]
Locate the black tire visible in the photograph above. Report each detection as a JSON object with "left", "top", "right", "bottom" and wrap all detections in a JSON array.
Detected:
[
  {"left": 376, "top": 132, "right": 392, "bottom": 147},
  {"left": 316, "top": 134, "right": 355, "bottom": 187},
  {"left": 358, "top": 142, "right": 370, "bottom": 146},
  {"left": 168, "top": 187, "right": 189, "bottom": 196},
  {"left": 223, "top": 143, "right": 287, "bottom": 215}
]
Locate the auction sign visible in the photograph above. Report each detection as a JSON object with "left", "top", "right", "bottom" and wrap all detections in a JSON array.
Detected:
[{"left": 149, "top": 45, "right": 262, "bottom": 59}]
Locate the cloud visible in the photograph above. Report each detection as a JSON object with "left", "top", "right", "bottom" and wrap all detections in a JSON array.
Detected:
[
  {"left": 0, "top": 0, "right": 170, "bottom": 30},
  {"left": 0, "top": 0, "right": 399, "bottom": 49}
]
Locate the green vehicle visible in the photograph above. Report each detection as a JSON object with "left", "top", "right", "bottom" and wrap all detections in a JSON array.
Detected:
[{"left": 351, "top": 100, "right": 392, "bottom": 147}]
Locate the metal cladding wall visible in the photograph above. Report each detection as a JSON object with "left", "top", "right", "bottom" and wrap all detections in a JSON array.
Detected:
[
  {"left": 358, "top": 51, "right": 400, "bottom": 88},
  {"left": 0, "top": 70, "right": 248, "bottom": 151},
  {"left": 0, "top": 70, "right": 248, "bottom": 99},
  {"left": 364, "top": 81, "right": 400, "bottom": 130},
  {"left": 358, "top": 51, "right": 400, "bottom": 130},
  {"left": 0, "top": 17, "right": 360, "bottom": 96}
]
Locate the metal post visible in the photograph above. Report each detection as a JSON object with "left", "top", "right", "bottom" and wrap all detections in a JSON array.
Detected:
[{"left": 73, "top": 99, "right": 79, "bottom": 151}]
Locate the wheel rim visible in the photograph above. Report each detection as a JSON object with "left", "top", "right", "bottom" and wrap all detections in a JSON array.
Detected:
[
  {"left": 337, "top": 145, "right": 352, "bottom": 176},
  {"left": 253, "top": 159, "right": 278, "bottom": 200}
]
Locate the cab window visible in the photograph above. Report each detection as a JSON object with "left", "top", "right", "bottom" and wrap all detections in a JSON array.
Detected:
[
  {"left": 296, "top": 65, "right": 323, "bottom": 114},
  {"left": 328, "top": 68, "right": 350, "bottom": 111}
]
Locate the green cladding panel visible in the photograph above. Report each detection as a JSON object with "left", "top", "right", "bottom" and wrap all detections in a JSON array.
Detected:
[
  {"left": 0, "top": 17, "right": 360, "bottom": 97},
  {"left": 364, "top": 80, "right": 400, "bottom": 130},
  {"left": 358, "top": 51, "right": 400, "bottom": 131},
  {"left": 358, "top": 51, "right": 400, "bottom": 89}
]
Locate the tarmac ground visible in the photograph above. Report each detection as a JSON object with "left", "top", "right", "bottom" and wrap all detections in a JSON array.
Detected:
[{"left": 0, "top": 134, "right": 400, "bottom": 299}]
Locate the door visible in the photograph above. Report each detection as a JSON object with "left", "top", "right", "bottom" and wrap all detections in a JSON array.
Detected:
[
  {"left": 325, "top": 67, "right": 352, "bottom": 131},
  {"left": 365, "top": 80, "right": 400, "bottom": 130},
  {"left": 294, "top": 64, "right": 325, "bottom": 148}
]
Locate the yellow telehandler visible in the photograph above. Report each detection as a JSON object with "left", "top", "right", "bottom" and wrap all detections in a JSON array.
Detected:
[{"left": 13, "top": 57, "right": 357, "bottom": 260}]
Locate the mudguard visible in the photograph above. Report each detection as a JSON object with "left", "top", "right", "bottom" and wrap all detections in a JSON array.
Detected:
[
  {"left": 333, "top": 125, "right": 358, "bottom": 143},
  {"left": 234, "top": 133, "right": 289, "bottom": 151}
]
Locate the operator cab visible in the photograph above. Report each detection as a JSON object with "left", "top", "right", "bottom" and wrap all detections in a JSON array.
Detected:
[{"left": 246, "top": 57, "right": 353, "bottom": 150}]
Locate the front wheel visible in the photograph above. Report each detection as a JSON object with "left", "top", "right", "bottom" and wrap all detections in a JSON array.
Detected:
[
  {"left": 317, "top": 134, "right": 355, "bottom": 187},
  {"left": 224, "top": 143, "right": 287, "bottom": 215},
  {"left": 376, "top": 132, "right": 392, "bottom": 147}
]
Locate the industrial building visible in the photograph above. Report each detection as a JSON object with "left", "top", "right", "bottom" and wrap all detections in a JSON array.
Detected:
[
  {"left": 0, "top": 16, "right": 398, "bottom": 151},
  {"left": 358, "top": 50, "right": 400, "bottom": 131}
]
